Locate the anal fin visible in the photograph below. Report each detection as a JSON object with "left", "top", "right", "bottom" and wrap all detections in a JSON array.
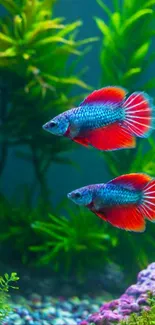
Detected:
[
  {"left": 104, "top": 205, "right": 145, "bottom": 232},
  {"left": 86, "top": 123, "right": 136, "bottom": 151}
]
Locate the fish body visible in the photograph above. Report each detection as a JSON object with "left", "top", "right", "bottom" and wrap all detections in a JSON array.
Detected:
[
  {"left": 67, "top": 173, "right": 155, "bottom": 232},
  {"left": 66, "top": 104, "right": 124, "bottom": 135},
  {"left": 43, "top": 86, "right": 154, "bottom": 151},
  {"left": 93, "top": 183, "right": 141, "bottom": 207}
]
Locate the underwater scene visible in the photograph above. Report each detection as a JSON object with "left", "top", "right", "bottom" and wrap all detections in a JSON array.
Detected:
[{"left": 1, "top": 0, "right": 155, "bottom": 324}]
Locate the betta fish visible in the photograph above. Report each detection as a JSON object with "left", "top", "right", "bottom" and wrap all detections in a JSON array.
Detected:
[
  {"left": 67, "top": 173, "right": 155, "bottom": 232},
  {"left": 43, "top": 86, "right": 154, "bottom": 151}
]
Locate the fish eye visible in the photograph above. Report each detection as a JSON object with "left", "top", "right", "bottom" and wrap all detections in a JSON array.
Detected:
[
  {"left": 49, "top": 121, "right": 57, "bottom": 128},
  {"left": 74, "top": 192, "right": 81, "bottom": 198}
]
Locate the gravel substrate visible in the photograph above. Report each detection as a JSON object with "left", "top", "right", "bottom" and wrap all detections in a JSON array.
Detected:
[{"left": 2, "top": 293, "right": 112, "bottom": 325}]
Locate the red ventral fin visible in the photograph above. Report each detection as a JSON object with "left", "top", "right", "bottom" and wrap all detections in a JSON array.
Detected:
[
  {"left": 122, "top": 92, "right": 154, "bottom": 138},
  {"left": 104, "top": 205, "right": 146, "bottom": 232},
  {"left": 73, "top": 136, "right": 89, "bottom": 147},
  {"left": 85, "top": 122, "right": 136, "bottom": 150},
  {"left": 80, "top": 86, "right": 127, "bottom": 107},
  {"left": 108, "top": 173, "right": 151, "bottom": 191},
  {"left": 90, "top": 209, "right": 107, "bottom": 221}
]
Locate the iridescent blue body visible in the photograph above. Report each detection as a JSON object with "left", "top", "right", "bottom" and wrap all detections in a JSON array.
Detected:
[
  {"left": 67, "top": 183, "right": 142, "bottom": 209},
  {"left": 65, "top": 104, "right": 124, "bottom": 136},
  {"left": 94, "top": 184, "right": 142, "bottom": 208}
]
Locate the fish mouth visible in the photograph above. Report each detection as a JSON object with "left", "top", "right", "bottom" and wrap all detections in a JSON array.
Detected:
[
  {"left": 42, "top": 122, "right": 49, "bottom": 130},
  {"left": 42, "top": 121, "right": 57, "bottom": 130},
  {"left": 67, "top": 193, "right": 72, "bottom": 199}
]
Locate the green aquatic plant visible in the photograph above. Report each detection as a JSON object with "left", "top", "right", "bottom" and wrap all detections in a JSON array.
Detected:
[
  {"left": 30, "top": 206, "right": 118, "bottom": 278},
  {"left": 95, "top": 0, "right": 155, "bottom": 177},
  {"left": 0, "top": 190, "right": 51, "bottom": 265},
  {"left": 120, "top": 306, "right": 155, "bottom": 325},
  {"left": 0, "top": 192, "right": 118, "bottom": 278},
  {"left": 93, "top": 0, "right": 155, "bottom": 280},
  {"left": 0, "top": 272, "right": 19, "bottom": 321},
  {"left": 0, "top": 0, "right": 97, "bottom": 201}
]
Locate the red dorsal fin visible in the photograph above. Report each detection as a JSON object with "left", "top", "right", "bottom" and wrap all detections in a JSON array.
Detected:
[
  {"left": 104, "top": 206, "right": 146, "bottom": 232},
  {"left": 108, "top": 173, "right": 151, "bottom": 190},
  {"left": 80, "top": 86, "right": 127, "bottom": 107},
  {"left": 81, "top": 123, "right": 136, "bottom": 150}
]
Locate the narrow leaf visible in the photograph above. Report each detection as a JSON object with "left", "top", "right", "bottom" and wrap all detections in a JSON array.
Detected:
[
  {"left": 122, "top": 9, "right": 153, "bottom": 32},
  {"left": 96, "top": 0, "right": 112, "bottom": 18}
]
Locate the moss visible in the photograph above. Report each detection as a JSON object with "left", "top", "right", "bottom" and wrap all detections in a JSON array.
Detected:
[{"left": 0, "top": 272, "right": 19, "bottom": 321}]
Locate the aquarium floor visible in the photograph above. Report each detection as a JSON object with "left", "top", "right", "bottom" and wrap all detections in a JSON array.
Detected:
[{"left": 3, "top": 293, "right": 114, "bottom": 325}]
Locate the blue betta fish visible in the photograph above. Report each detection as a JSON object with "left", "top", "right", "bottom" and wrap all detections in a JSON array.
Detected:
[
  {"left": 43, "top": 86, "right": 154, "bottom": 151},
  {"left": 67, "top": 173, "right": 155, "bottom": 232}
]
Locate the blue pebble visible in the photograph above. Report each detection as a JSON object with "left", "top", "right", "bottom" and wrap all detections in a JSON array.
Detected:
[{"left": 32, "top": 311, "right": 40, "bottom": 321}]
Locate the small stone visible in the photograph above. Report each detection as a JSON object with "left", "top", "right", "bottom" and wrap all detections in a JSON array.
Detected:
[
  {"left": 64, "top": 318, "right": 77, "bottom": 325},
  {"left": 24, "top": 315, "right": 33, "bottom": 321},
  {"left": 130, "top": 303, "right": 140, "bottom": 312},
  {"left": 14, "top": 320, "right": 24, "bottom": 325},
  {"left": 53, "top": 318, "right": 65, "bottom": 325}
]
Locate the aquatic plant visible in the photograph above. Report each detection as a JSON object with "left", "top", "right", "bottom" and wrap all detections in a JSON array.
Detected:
[
  {"left": 30, "top": 206, "right": 118, "bottom": 278},
  {"left": 0, "top": 272, "right": 19, "bottom": 321},
  {"left": 120, "top": 307, "right": 155, "bottom": 325},
  {"left": 0, "top": 0, "right": 97, "bottom": 202},
  {"left": 95, "top": 0, "right": 155, "bottom": 176},
  {"left": 0, "top": 190, "right": 51, "bottom": 265},
  {"left": 94, "top": 0, "right": 155, "bottom": 278}
]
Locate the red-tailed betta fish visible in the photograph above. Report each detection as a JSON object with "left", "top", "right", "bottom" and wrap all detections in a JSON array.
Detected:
[
  {"left": 67, "top": 173, "right": 155, "bottom": 232},
  {"left": 42, "top": 86, "right": 154, "bottom": 151}
]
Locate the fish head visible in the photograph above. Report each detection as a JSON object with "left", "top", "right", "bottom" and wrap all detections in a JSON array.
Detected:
[
  {"left": 42, "top": 113, "right": 69, "bottom": 136},
  {"left": 67, "top": 186, "right": 93, "bottom": 206}
]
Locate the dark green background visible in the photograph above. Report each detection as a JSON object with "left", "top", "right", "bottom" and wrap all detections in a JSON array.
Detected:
[{"left": 0, "top": 0, "right": 111, "bottom": 205}]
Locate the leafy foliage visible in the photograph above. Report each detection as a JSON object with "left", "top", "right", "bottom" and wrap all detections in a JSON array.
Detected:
[
  {"left": 94, "top": 0, "right": 155, "bottom": 277},
  {"left": 30, "top": 206, "right": 118, "bottom": 278},
  {"left": 95, "top": 0, "right": 155, "bottom": 177},
  {"left": 0, "top": 192, "right": 118, "bottom": 278},
  {"left": 120, "top": 309, "right": 155, "bottom": 325},
  {"left": 0, "top": 0, "right": 97, "bottom": 201},
  {"left": 0, "top": 272, "right": 19, "bottom": 321},
  {"left": 0, "top": 191, "right": 51, "bottom": 265}
]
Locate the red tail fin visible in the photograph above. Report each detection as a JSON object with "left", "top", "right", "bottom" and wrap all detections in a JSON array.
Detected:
[
  {"left": 122, "top": 92, "right": 154, "bottom": 138},
  {"left": 140, "top": 180, "right": 155, "bottom": 221}
]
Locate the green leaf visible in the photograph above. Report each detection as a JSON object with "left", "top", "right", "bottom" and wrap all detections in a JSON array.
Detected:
[
  {"left": 112, "top": 0, "right": 120, "bottom": 11},
  {"left": 143, "top": 0, "right": 155, "bottom": 8},
  {"left": 131, "top": 42, "right": 150, "bottom": 63},
  {"left": 34, "top": 36, "right": 75, "bottom": 47},
  {"left": 94, "top": 17, "right": 111, "bottom": 38},
  {"left": 76, "top": 37, "right": 99, "bottom": 46},
  {"left": 121, "top": 9, "right": 153, "bottom": 32},
  {"left": 0, "top": 0, "right": 20, "bottom": 15},
  {"left": 111, "top": 12, "right": 121, "bottom": 32},
  {"left": 96, "top": 0, "right": 112, "bottom": 18},
  {"left": 0, "top": 32, "right": 15, "bottom": 46},
  {"left": 122, "top": 67, "right": 141, "bottom": 80},
  {"left": 0, "top": 47, "right": 16, "bottom": 57},
  {"left": 57, "top": 21, "right": 82, "bottom": 37},
  {"left": 44, "top": 74, "right": 92, "bottom": 90}
]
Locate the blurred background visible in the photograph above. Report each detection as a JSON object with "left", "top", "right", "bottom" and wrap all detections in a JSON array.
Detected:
[{"left": 0, "top": 0, "right": 155, "bottom": 298}]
